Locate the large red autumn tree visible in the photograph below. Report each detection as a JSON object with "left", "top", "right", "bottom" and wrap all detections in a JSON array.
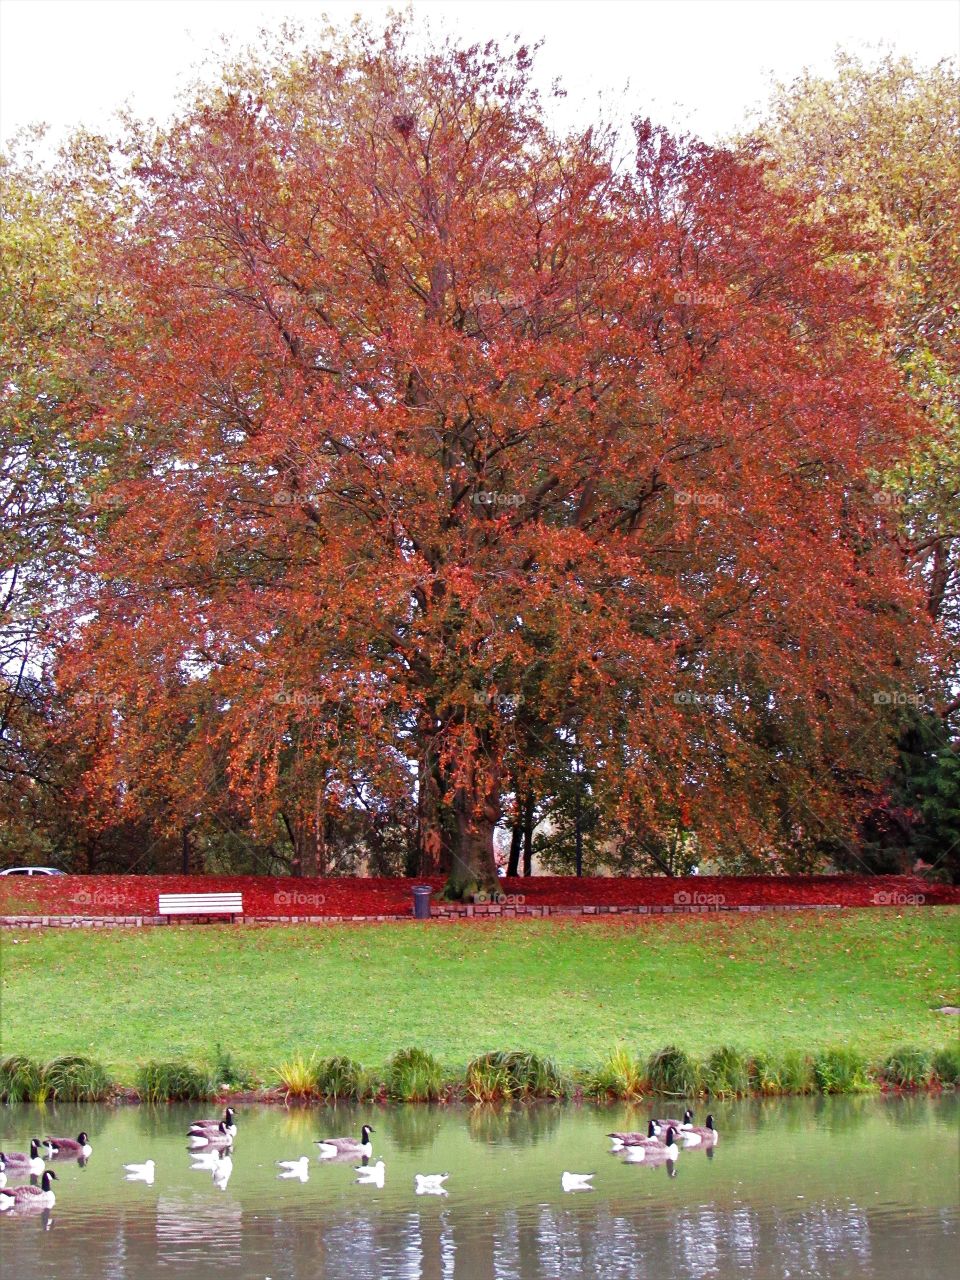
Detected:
[{"left": 60, "top": 21, "right": 932, "bottom": 894}]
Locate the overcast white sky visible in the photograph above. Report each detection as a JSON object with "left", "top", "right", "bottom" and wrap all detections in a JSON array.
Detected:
[{"left": 1, "top": 0, "right": 958, "bottom": 151}]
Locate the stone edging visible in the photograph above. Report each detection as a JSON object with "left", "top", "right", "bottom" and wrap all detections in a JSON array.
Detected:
[{"left": 0, "top": 903, "right": 852, "bottom": 928}]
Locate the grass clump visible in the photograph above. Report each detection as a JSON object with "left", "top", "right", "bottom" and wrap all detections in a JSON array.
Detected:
[
  {"left": 465, "top": 1051, "right": 565, "bottom": 1101},
  {"left": 273, "top": 1052, "right": 317, "bottom": 1100},
  {"left": 583, "top": 1047, "right": 645, "bottom": 1100},
  {"left": 313, "top": 1055, "right": 373, "bottom": 1101},
  {"left": 875, "top": 1046, "right": 933, "bottom": 1089},
  {"left": 135, "top": 1057, "right": 215, "bottom": 1103},
  {"left": 779, "top": 1049, "right": 816, "bottom": 1095},
  {"left": 0, "top": 1054, "right": 44, "bottom": 1103},
  {"left": 932, "top": 1044, "right": 960, "bottom": 1087},
  {"left": 42, "top": 1054, "right": 114, "bottom": 1102},
  {"left": 646, "top": 1044, "right": 701, "bottom": 1096},
  {"left": 812, "top": 1046, "right": 873, "bottom": 1094},
  {"left": 702, "top": 1045, "right": 750, "bottom": 1098},
  {"left": 385, "top": 1047, "right": 446, "bottom": 1102},
  {"left": 212, "top": 1043, "right": 255, "bottom": 1091},
  {"left": 748, "top": 1051, "right": 786, "bottom": 1095}
]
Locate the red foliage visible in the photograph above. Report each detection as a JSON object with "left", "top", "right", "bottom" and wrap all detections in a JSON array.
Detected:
[{"left": 1, "top": 874, "right": 954, "bottom": 917}]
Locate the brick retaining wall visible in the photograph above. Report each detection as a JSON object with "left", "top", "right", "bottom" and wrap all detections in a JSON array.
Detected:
[{"left": 0, "top": 902, "right": 853, "bottom": 928}]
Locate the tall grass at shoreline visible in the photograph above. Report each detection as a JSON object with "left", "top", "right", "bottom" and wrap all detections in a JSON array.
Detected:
[{"left": 3, "top": 1043, "right": 959, "bottom": 1105}]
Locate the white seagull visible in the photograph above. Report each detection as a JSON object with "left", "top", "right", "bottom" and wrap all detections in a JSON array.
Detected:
[
  {"left": 415, "top": 1172, "right": 449, "bottom": 1196},
  {"left": 123, "top": 1160, "right": 156, "bottom": 1184},
  {"left": 561, "top": 1171, "right": 595, "bottom": 1192}
]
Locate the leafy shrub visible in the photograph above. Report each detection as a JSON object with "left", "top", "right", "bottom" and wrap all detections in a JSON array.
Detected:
[
  {"left": 702, "top": 1045, "right": 750, "bottom": 1097},
  {"left": 0, "top": 1055, "right": 44, "bottom": 1103},
  {"left": 583, "top": 1048, "right": 645, "bottom": 1100},
  {"left": 42, "top": 1055, "right": 115, "bottom": 1102},
  {"left": 465, "top": 1051, "right": 565, "bottom": 1101},
  {"left": 932, "top": 1044, "right": 960, "bottom": 1087},
  {"left": 812, "top": 1046, "right": 872, "bottom": 1094},
  {"left": 136, "top": 1058, "right": 216, "bottom": 1103},
  {"left": 386, "top": 1047, "right": 446, "bottom": 1102},
  {"left": 875, "top": 1046, "right": 933, "bottom": 1089},
  {"left": 646, "top": 1045, "right": 700, "bottom": 1096},
  {"left": 313, "top": 1055, "right": 372, "bottom": 1101}
]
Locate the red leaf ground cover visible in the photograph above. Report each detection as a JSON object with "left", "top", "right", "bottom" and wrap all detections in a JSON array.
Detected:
[{"left": 0, "top": 873, "right": 955, "bottom": 917}]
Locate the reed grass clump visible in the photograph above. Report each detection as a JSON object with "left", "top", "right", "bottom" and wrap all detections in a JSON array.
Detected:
[
  {"left": 582, "top": 1047, "right": 645, "bottom": 1100},
  {"left": 702, "top": 1045, "right": 750, "bottom": 1098},
  {"left": 385, "top": 1047, "right": 446, "bottom": 1102},
  {"left": 135, "top": 1057, "right": 216, "bottom": 1103},
  {"left": 932, "top": 1044, "right": 960, "bottom": 1087},
  {"left": 312, "top": 1055, "right": 374, "bottom": 1101},
  {"left": 272, "top": 1052, "right": 318, "bottom": 1100},
  {"left": 465, "top": 1051, "right": 565, "bottom": 1101},
  {"left": 875, "top": 1046, "right": 933, "bottom": 1089},
  {"left": 0, "top": 1055, "right": 45, "bottom": 1103},
  {"left": 646, "top": 1045, "right": 701, "bottom": 1096},
  {"left": 778, "top": 1049, "right": 816, "bottom": 1095},
  {"left": 812, "top": 1046, "right": 873, "bottom": 1094},
  {"left": 42, "top": 1054, "right": 115, "bottom": 1102}
]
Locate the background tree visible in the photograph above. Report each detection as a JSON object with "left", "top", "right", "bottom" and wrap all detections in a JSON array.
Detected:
[
  {"left": 31, "top": 22, "right": 937, "bottom": 894},
  {"left": 751, "top": 53, "right": 959, "bottom": 878}
]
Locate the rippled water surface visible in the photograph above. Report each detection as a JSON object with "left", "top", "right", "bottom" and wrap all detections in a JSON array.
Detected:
[{"left": 0, "top": 1096, "right": 956, "bottom": 1278}]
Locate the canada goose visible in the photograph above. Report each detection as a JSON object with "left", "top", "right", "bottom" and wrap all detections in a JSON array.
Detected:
[
  {"left": 315, "top": 1124, "right": 374, "bottom": 1159},
  {"left": 680, "top": 1114, "right": 718, "bottom": 1146},
  {"left": 624, "top": 1126, "right": 679, "bottom": 1162},
  {"left": 43, "top": 1132, "right": 92, "bottom": 1159},
  {"left": 0, "top": 1169, "right": 57, "bottom": 1210},
  {"left": 187, "top": 1121, "right": 234, "bottom": 1149},
  {"left": 277, "top": 1156, "right": 310, "bottom": 1180},
  {"left": 0, "top": 1140, "right": 45, "bottom": 1175},
  {"left": 608, "top": 1120, "right": 662, "bottom": 1150},
  {"left": 653, "top": 1109, "right": 693, "bottom": 1130},
  {"left": 123, "top": 1159, "right": 155, "bottom": 1183},
  {"left": 561, "top": 1171, "right": 594, "bottom": 1192},
  {"left": 415, "top": 1172, "right": 449, "bottom": 1195},
  {"left": 356, "top": 1160, "right": 385, "bottom": 1187},
  {"left": 187, "top": 1107, "right": 237, "bottom": 1138}
]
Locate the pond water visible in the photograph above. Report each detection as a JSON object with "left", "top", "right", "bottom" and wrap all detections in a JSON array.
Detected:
[{"left": 0, "top": 1096, "right": 956, "bottom": 1279}]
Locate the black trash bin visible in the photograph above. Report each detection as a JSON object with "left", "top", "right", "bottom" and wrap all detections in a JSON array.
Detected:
[{"left": 412, "top": 884, "right": 433, "bottom": 920}]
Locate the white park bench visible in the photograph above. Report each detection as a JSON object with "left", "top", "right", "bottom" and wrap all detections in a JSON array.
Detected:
[{"left": 158, "top": 892, "right": 244, "bottom": 921}]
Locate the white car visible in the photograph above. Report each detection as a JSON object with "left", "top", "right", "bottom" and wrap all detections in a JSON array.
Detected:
[{"left": 0, "top": 866, "right": 65, "bottom": 876}]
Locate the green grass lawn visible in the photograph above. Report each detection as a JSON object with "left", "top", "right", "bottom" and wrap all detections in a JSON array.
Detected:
[{"left": 2, "top": 910, "right": 957, "bottom": 1081}]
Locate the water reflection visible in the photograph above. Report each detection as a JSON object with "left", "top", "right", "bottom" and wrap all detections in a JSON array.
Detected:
[{"left": 0, "top": 1096, "right": 955, "bottom": 1279}]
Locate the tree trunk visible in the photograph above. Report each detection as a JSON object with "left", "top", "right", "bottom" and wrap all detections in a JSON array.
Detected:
[
  {"left": 507, "top": 803, "right": 522, "bottom": 877},
  {"left": 522, "top": 790, "right": 535, "bottom": 876},
  {"left": 442, "top": 752, "right": 501, "bottom": 899}
]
